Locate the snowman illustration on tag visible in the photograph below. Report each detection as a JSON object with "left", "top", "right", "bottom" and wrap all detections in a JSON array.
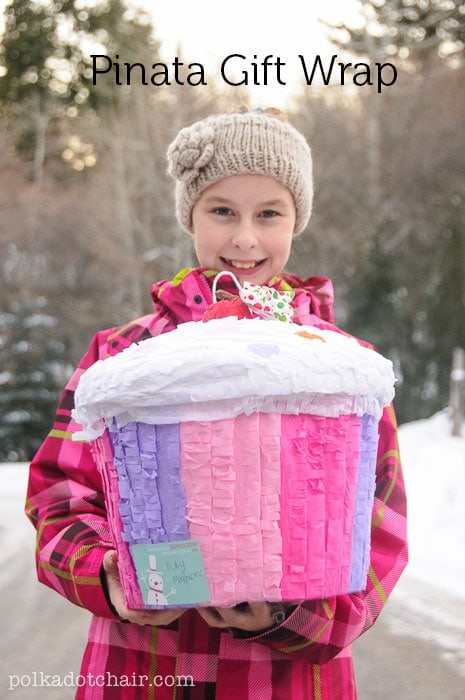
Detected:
[{"left": 146, "top": 554, "right": 176, "bottom": 606}]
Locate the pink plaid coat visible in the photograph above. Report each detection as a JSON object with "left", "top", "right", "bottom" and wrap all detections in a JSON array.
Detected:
[{"left": 26, "top": 268, "right": 408, "bottom": 699}]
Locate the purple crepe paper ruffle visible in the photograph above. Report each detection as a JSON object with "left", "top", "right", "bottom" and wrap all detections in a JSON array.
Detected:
[
  {"left": 109, "top": 421, "right": 188, "bottom": 546},
  {"left": 349, "top": 414, "right": 379, "bottom": 592}
]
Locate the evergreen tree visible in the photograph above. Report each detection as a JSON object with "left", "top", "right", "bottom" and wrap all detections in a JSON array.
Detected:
[
  {"left": 323, "top": 0, "right": 465, "bottom": 421},
  {"left": 345, "top": 231, "right": 401, "bottom": 353},
  {"left": 0, "top": 297, "right": 71, "bottom": 461},
  {"left": 425, "top": 194, "right": 465, "bottom": 411},
  {"left": 0, "top": 0, "right": 158, "bottom": 181},
  {"left": 344, "top": 224, "right": 433, "bottom": 423},
  {"left": 328, "top": 0, "right": 465, "bottom": 64},
  {"left": 0, "top": 0, "right": 157, "bottom": 108}
]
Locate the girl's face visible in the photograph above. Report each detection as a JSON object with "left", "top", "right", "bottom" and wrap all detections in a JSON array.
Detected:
[{"left": 192, "top": 174, "right": 296, "bottom": 285}]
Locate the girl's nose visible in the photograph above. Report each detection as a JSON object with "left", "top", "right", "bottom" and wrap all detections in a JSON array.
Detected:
[{"left": 231, "top": 220, "right": 258, "bottom": 248}]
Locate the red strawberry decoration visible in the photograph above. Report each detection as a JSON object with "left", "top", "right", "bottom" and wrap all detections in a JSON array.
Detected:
[{"left": 202, "top": 291, "right": 253, "bottom": 322}]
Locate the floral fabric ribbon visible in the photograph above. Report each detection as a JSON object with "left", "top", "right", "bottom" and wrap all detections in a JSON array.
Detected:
[{"left": 212, "top": 272, "right": 295, "bottom": 322}]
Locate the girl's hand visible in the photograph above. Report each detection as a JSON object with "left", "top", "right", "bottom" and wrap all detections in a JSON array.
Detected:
[
  {"left": 197, "top": 603, "right": 275, "bottom": 632},
  {"left": 102, "top": 550, "right": 185, "bottom": 627}
]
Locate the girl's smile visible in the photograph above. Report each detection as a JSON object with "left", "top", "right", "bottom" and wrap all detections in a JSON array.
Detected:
[{"left": 191, "top": 174, "right": 296, "bottom": 285}]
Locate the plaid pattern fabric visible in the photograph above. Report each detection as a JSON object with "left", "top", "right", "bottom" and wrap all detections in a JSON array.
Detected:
[{"left": 26, "top": 268, "right": 407, "bottom": 699}]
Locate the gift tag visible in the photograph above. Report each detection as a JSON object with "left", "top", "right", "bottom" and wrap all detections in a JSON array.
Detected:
[{"left": 130, "top": 540, "right": 211, "bottom": 607}]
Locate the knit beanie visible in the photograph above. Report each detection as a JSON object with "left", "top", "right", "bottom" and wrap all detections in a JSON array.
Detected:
[{"left": 167, "top": 110, "right": 313, "bottom": 235}]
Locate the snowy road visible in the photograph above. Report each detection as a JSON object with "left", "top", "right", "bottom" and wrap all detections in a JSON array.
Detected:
[
  {"left": 354, "top": 579, "right": 465, "bottom": 699},
  {"left": 1, "top": 548, "right": 464, "bottom": 699},
  {"left": 0, "top": 464, "right": 89, "bottom": 698}
]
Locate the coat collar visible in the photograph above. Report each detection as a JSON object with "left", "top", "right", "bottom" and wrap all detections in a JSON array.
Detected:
[{"left": 151, "top": 268, "right": 335, "bottom": 325}]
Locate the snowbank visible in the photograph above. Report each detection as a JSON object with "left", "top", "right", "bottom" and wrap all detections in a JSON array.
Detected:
[{"left": 396, "top": 410, "right": 465, "bottom": 599}]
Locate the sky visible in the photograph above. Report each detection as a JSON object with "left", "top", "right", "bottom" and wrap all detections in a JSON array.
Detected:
[
  {"left": 0, "top": 1, "right": 364, "bottom": 108},
  {"left": 129, "top": 0, "right": 363, "bottom": 106}
]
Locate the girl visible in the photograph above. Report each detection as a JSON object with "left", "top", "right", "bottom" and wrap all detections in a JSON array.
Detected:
[{"left": 26, "top": 109, "right": 407, "bottom": 699}]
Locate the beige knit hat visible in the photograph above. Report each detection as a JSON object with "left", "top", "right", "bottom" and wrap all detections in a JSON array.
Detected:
[{"left": 167, "top": 110, "right": 313, "bottom": 235}]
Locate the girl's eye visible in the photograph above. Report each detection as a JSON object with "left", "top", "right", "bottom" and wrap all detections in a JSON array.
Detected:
[
  {"left": 260, "top": 209, "right": 278, "bottom": 218},
  {"left": 213, "top": 207, "right": 233, "bottom": 216}
]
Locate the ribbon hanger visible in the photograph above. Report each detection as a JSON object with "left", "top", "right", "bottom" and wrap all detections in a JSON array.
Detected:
[{"left": 212, "top": 271, "right": 295, "bottom": 323}]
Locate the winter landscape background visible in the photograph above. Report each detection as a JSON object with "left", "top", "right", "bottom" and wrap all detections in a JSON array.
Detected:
[
  {"left": 1, "top": 1, "right": 464, "bottom": 696},
  {"left": 1, "top": 0, "right": 465, "bottom": 463}
]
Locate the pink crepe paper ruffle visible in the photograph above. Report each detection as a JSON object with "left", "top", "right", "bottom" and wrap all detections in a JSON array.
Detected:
[
  {"left": 92, "top": 411, "right": 378, "bottom": 609},
  {"left": 280, "top": 414, "right": 362, "bottom": 600},
  {"left": 179, "top": 414, "right": 283, "bottom": 607}
]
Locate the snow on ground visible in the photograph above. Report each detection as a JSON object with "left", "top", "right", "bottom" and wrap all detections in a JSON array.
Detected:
[
  {"left": 0, "top": 461, "right": 31, "bottom": 589},
  {"left": 396, "top": 410, "right": 465, "bottom": 600},
  {"left": 381, "top": 410, "right": 465, "bottom": 676}
]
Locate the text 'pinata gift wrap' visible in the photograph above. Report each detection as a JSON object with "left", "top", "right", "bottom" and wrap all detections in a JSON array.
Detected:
[{"left": 72, "top": 317, "right": 395, "bottom": 609}]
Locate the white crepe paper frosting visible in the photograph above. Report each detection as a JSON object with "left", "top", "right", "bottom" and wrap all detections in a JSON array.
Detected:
[{"left": 72, "top": 317, "right": 395, "bottom": 440}]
